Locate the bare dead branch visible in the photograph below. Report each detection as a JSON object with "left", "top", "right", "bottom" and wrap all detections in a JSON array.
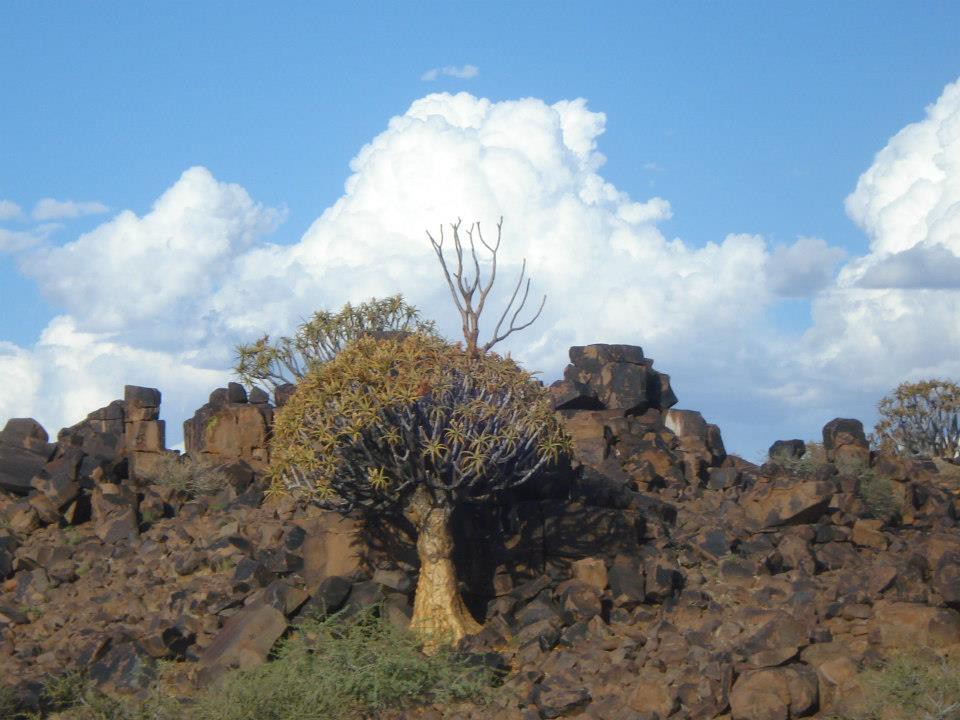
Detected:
[{"left": 428, "top": 217, "right": 545, "bottom": 356}]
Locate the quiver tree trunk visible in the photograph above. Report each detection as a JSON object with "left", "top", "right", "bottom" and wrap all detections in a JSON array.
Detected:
[{"left": 404, "top": 490, "right": 481, "bottom": 650}]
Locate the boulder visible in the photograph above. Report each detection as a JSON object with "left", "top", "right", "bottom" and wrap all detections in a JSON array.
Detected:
[
  {"left": 57, "top": 399, "right": 126, "bottom": 467},
  {"left": 556, "top": 344, "right": 677, "bottom": 415},
  {"left": 91, "top": 483, "right": 139, "bottom": 544},
  {"left": 871, "top": 602, "right": 960, "bottom": 650},
  {"left": 298, "top": 512, "right": 364, "bottom": 592},
  {"left": 743, "top": 481, "right": 835, "bottom": 529},
  {"left": 730, "top": 665, "right": 818, "bottom": 720},
  {"left": 665, "top": 409, "right": 708, "bottom": 441},
  {"left": 769, "top": 439, "right": 806, "bottom": 461},
  {"left": 183, "top": 386, "right": 273, "bottom": 471},
  {"left": 196, "top": 602, "right": 288, "bottom": 684},
  {"left": 88, "top": 642, "right": 156, "bottom": 693},
  {"left": 0, "top": 418, "right": 49, "bottom": 452},
  {"left": 0, "top": 444, "right": 48, "bottom": 495},
  {"left": 628, "top": 675, "right": 678, "bottom": 717},
  {"left": 571, "top": 557, "right": 608, "bottom": 593},
  {"left": 124, "top": 384, "right": 167, "bottom": 480},
  {"left": 823, "top": 418, "right": 870, "bottom": 470}
]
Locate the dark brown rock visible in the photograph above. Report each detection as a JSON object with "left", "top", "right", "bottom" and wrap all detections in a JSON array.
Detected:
[
  {"left": 0, "top": 444, "right": 48, "bottom": 495},
  {"left": 0, "top": 419, "right": 49, "bottom": 452},
  {"left": 196, "top": 602, "right": 288, "bottom": 684},
  {"left": 89, "top": 642, "right": 157, "bottom": 693},
  {"left": 91, "top": 484, "right": 139, "bottom": 544},
  {"left": 769, "top": 439, "right": 806, "bottom": 461},
  {"left": 743, "top": 481, "right": 834, "bottom": 529},
  {"left": 535, "top": 677, "right": 591, "bottom": 718}
]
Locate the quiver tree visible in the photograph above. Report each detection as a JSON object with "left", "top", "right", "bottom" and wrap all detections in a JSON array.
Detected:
[
  {"left": 269, "top": 332, "right": 571, "bottom": 646},
  {"left": 874, "top": 379, "right": 960, "bottom": 460},
  {"left": 234, "top": 294, "right": 436, "bottom": 393}
]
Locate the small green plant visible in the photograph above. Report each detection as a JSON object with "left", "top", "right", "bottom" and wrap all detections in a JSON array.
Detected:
[
  {"left": 210, "top": 557, "right": 236, "bottom": 574},
  {"left": 27, "top": 666, "right": 180, "bottom": 720},
  {"left": 830, "top": 650, "right": 960, "bottom": 720},
  {"left": 771, "top": 440, "right": 829, "bottom": 477},
  {"left": 140, "top": 509, "right": 160, "bottom": 525},
  {"left": 146, "top": 454, "right": 230, "bottom": 498},
  {"left": 0, "top": 685, "right": 21, "bottom": 719},
  {"left": 856, "top": 464, "right": 900, "bottom": 521},
  {"left": 205, "top": 415, "right": 219, "bottom": 434}
]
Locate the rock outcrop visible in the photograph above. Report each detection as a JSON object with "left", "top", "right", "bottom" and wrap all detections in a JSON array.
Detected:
[{"left": 183, "top": 382, "right": 273, "bottom": 471}]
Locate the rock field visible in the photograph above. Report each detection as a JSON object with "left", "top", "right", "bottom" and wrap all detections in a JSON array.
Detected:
[{"left": 2, "top": 343, "right": 960, "bottom": 719}]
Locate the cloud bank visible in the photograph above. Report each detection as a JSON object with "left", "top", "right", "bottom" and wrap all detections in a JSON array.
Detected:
[{"left": 3, "top": 82, "right": 960, "bottom": 457}]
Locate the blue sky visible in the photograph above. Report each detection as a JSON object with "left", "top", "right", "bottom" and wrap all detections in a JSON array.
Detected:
[{"left": 2, "top": 2, "right": 960, "bottom": 459}]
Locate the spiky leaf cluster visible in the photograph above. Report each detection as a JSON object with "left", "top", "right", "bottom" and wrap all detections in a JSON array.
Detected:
[
  {"left": 235, "top": 295, "right": 437, "bottom": 392},
  {"left": 874, "top": 379, "right": 960, "bottom": 460},
  {"left": 268, "top": 332, "right": 571, "bottom": 511}
]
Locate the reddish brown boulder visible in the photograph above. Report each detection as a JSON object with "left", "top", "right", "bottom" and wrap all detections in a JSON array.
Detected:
[
  {"left": 871, "top": 601, "right": 960, "bottom": 650},
  {"left": 822, "top": 418, "right": 870, "bottom": 470},
  {"left": 729, "top": 665, "right": 818, "bottom": 720},
  {"left": 183, "top": 385, "right": 272, "bottom": 471},
  {"left": 571, "top": 557, "right": 608, "bottom": 593},
  {"left": 628, "top": 675, "right": 678, "bottom": 717}
]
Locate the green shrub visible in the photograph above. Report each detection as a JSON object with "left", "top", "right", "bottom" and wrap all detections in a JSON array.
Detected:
[
  {"left": 831, "top": 651, "right": 960, "bottom": 720},
  {"left": 0, "top": 685, "right": 21, "bottom": 719},
  {"left": 772, "top": 440, "right": 829, "bottom": 477},
  {"left": 147, "top": 454, "right": 230, "bottom": 499},
  {"left": 193, "top": 604, "right": 497, "bottom": 720},
  {"left": 10, "top": 606, "right": 495, "bottom": 719},
  {"left": 856, "top": 465, "right": 900, "bottom": 521}
]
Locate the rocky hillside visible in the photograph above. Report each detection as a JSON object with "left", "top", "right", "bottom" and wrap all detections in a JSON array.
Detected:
[{"left": 1, "top": 343, "right": 959, "bottom": 719}]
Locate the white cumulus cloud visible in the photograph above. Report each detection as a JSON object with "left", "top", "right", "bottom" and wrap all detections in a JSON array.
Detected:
[
  {"left": 21, "top": 167, "right": 285, "bottom": 349},
  {"left": 766, "top": 237, "right": 847, "bottom": 297},
  {"left": 792, "top": 77, "right": 960, "bottom": 404},
  {"left": 421, "top": 64, "right": 480, "bottom": 81}
]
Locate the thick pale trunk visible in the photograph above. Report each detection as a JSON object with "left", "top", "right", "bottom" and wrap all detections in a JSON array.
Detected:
[{"left": 405, "top": 492, "right": 481, "bottom": 650}]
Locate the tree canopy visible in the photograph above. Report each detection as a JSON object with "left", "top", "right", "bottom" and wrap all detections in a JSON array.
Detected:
[
  {"left": 268, "top": 331, "right": 570, "bottom": 511},
  {"left": 874, "top": 379, "right": 960, "bottom": 460},
  {"left": 235, "top": 295, "right": 436, "bottom": 393}
]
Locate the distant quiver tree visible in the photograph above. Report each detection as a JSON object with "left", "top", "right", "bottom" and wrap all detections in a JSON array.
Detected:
[
  {"left": 267, "top": 218, "right": 569, "bottom": 647},
  {"left": 235, "top": 294, "right": 436, "bottom": 394},
  {"left": 874, "top": 379, "right": 960, "bottom": 460}
]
